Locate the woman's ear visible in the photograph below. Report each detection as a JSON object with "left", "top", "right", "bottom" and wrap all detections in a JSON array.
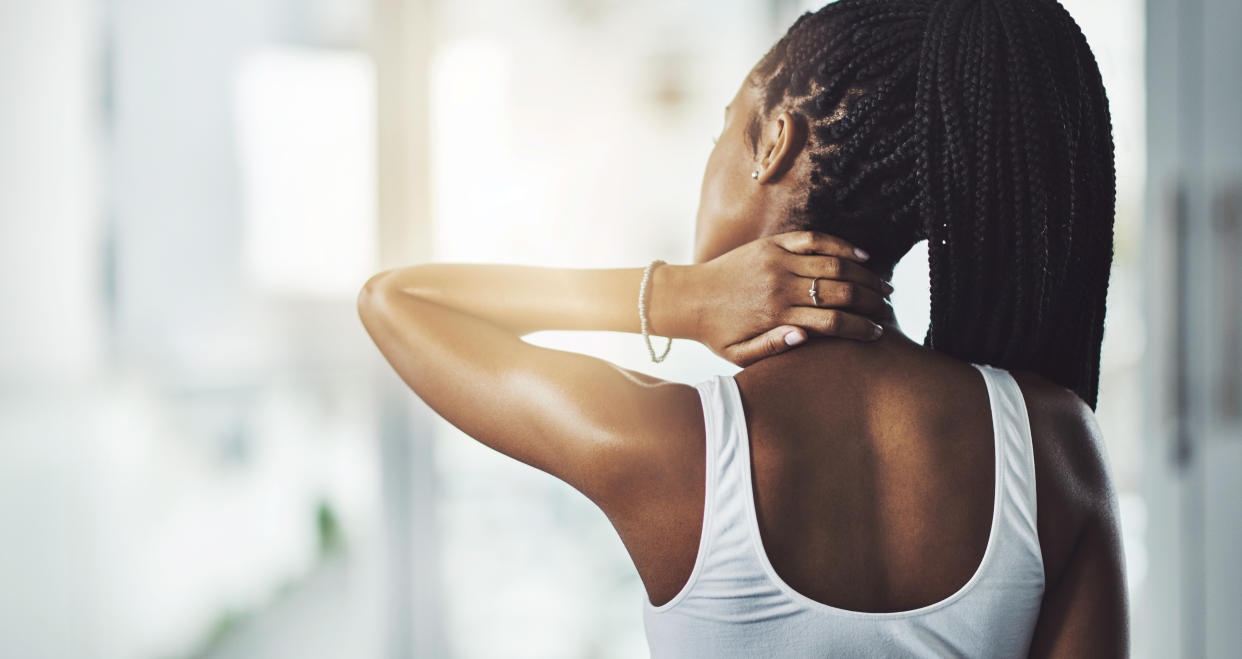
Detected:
[{"left": 755, "top": 110, "right": 806, "bottom": 184}]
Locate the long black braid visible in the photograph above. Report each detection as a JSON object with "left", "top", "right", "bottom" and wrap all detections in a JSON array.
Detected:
[{"left": 749, "top": 0, "right": 1115, "bottom": 410}]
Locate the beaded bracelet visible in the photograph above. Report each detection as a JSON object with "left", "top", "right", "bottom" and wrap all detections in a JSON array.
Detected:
[{"left": 639, "top": 259, "right": 674, "bottom": 363}]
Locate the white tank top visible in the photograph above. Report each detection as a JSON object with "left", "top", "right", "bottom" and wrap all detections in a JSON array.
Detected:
[{"left": 642, "top": 362, "right": 1045, "bottom": 658}]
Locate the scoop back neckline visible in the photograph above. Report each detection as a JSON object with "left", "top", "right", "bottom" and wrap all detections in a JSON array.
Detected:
[{"left": 724, "top": 362, "right": 1006, "bottom": 619}]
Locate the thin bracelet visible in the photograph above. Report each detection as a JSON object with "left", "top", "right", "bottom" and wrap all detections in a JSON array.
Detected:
[{"left": 639, "top": 259, "right": 674, "bottom": 363}]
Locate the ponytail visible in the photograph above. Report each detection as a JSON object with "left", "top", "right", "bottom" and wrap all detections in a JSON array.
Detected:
[{"left": 752, "top": 0, "right": 1115, "bottom": 409}]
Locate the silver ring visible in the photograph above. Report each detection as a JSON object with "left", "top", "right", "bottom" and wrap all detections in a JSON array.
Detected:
[{"left": 809, "top": 277, "right": 821, "bottom": 307}]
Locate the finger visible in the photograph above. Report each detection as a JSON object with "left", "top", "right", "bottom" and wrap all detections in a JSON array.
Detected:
[
  {"left": 781, "top": 307, "right": 884, "bottom": 342},
  {"left": 785, "top": 253, "right": 893, "bottom": 296},
  {"left": 771, "top": 230, "right": 870, "bottom": 262},
  {"left": 722, "top": 326, "right": 807, "bottom": 367},
  {"left": 785, "top": 277, "right": 888, "bottom": 315}
]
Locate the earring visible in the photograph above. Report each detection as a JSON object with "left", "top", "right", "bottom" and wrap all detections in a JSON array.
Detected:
[{"left": 751, "top": 169, "right": 760, "bottom": 180}]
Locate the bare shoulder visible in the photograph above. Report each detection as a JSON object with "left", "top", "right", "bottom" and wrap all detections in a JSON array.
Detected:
[
  {"left": 1009, "top": 370, "right": 1118, "bottom": 550},
  {"left": 598, "top": 374, "right": 706, "bottom": 512},
  {"left": 592, "top": 375, "right": 712, "bottom": 607},
  {"left": 1009, "top": 369, "right": 1128, "bottom": 656},
  {"left": 1009, "top": 370, "right": 1117, "bottom": 511}
]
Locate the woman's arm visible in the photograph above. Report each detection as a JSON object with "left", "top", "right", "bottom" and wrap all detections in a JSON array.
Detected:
[
  {"left": 357, "top": 230, "right": 891, "bottom": 508},
  {"left": 365, "top": 262, "right": 697, "bottom": 338},
  {"left": 367, "top": 232, "right": 892, "bottom": 351},
  {"left": 1026, "top": 389, "right": 1129, "bottom": 658},
  {"left": 1028, "top": 510, "right": 1129, "bottom": 658}
]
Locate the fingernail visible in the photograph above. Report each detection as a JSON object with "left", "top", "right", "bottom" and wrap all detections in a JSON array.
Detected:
[
  {"left": 883, "top": 281, "right": 894, "bottom": 295},
  {"left": 871, "top": 323, "right": 884, "bottom": 338},
  {"left": 854, "top": 247, "right": 870, "bottom": 260},
  {"left": 784, "top": 331, "right": 805, "bottom": 346}
]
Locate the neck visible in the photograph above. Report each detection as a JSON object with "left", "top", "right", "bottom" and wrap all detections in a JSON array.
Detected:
[
  {"left": 873, "top": 297, "right": 900, "bottom": 330},
  {"left": 868, "top": 298, "right": 917, "bottom": 347}
]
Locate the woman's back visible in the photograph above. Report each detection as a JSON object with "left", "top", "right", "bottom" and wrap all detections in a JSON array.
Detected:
[
  {"left": 633, "top": 335, "right": 1108, "bottom": 657},
  {"left": 737, "top": 339, "right": 1016, "bottom": 614}
]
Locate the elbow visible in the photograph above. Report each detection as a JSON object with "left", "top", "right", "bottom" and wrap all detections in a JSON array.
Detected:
[
  {"left": 358, "top": 264, "right": 438, "bottom": 330},
  {"left": 357, "top": 270, "right": 396, "bottom": 325}
]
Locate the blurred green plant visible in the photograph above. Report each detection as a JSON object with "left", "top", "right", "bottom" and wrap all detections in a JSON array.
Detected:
[{"left": 316, "top": 499, "right": 345, "bottom": 555}]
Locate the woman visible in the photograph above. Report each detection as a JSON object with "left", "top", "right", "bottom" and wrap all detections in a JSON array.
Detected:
[{"left": 359, "top": 0, "right": 1128, "bottom": 656}]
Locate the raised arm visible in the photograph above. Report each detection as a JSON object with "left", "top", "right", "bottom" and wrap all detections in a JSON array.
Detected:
[{"left": 356, "top": 231, "right": 891, "bottom": 506}]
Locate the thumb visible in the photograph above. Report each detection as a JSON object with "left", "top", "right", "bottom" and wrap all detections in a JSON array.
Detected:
[{"left": 723, "top": 326, "right": 806, "bottom": 367}]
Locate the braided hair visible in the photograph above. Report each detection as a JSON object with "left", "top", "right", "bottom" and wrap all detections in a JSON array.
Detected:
[{"left": 749, "top": 0, "right": 1115, "bottom": 410}]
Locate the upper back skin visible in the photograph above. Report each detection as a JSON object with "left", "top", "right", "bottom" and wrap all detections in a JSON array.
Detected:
[{"left": 621, "top": 333, "right": 1102, "bottom": 618}]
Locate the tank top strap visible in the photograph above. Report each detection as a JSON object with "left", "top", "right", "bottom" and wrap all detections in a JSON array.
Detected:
[
  {"left": 971, "top": 363, "right": 1044, "bottom": 587},
  {"left": 697, "top": 374, "right": 756, "bottom": 549},
  {"left": 693, "top": 373, "right": 769, "bottom": 566},
  {"left": 646, "top": 374, "right": 789, "bottom": 614}
]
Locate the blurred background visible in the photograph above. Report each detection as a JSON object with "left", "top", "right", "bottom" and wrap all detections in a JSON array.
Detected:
[{"left": 0, "top": 0, "right": 1237, "bottom": 657}]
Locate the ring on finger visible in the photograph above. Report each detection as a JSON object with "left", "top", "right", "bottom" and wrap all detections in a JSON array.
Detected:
[{"left": 808, "top": 277, "right": 821, "bottom": 307}]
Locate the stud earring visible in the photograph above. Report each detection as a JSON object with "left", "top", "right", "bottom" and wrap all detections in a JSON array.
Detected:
[{"left": 751, "top": 169, "right": 760, "bottom": 180}]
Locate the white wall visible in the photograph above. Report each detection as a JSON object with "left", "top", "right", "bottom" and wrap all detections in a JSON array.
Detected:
[
  {"left": 0, "top": 2, "right": 106, "bottom": 656},
  {"left": 0, "top": 0, "right": 102, "bottom": 383}
]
